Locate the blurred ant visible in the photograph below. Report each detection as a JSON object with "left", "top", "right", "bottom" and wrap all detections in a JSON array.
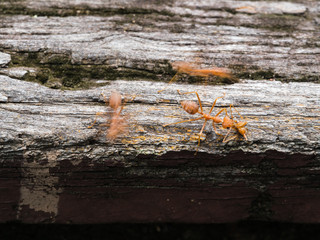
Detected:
[
  {"left": 107, "top": 105, "right": 127, "bottom": 141},
  {"left": 163, "top": 91, "right": 226, "bottom": 152},
  {"left": 220, "top": 105, "right": 248, "bottom": 143},
  {"left": 88, "top": 91, "right": 128, "bottom": 141},
  {"left": 158, "top": 61, "right": 232, "bottom": 93}
]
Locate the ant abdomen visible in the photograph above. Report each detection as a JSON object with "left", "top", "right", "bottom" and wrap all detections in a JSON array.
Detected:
[
  {"left": 107, "top": 113, "right": 127, "bottom": 141},
  {"left": 180, "top": 100, "right": 199, "bottom": 115}
]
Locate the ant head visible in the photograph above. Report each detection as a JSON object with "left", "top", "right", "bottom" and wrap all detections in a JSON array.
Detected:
[
  {"left": 109, "top": 91, "right": 122, "bottom": 110},
  {"left": 181, "top": 100, "right": 199, "bottom": 115},
  {"left": 238, "top": 127, "right": 247, "bottom": 137}
]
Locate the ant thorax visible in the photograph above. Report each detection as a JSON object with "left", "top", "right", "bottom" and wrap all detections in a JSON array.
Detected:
[{"left": 222, "top": 116, "right": 233, "bottom": 128}]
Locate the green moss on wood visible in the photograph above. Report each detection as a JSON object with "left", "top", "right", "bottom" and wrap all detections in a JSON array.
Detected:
[
  {"left": 6, "top": 50, "right": 171, "bottom": 90},
  {"left": 5, "top": 49, "right": 317, "bottom": 91},
  {"left": 4, "top": 50, "right": 241, "bottom": 90},
  {"left": 0, "top": 4, "right": 174, "bottom": 18}
]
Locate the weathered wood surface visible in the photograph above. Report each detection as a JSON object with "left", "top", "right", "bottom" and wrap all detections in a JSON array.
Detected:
[
  {"left": 0, "top": 0, "right": 320, "bottom": 224},
  {"left": 0, "top": 0, "right": 319, "bottom": 86},
  {"left": 1, "top": 75, "right": 319, "bottom": 223}
]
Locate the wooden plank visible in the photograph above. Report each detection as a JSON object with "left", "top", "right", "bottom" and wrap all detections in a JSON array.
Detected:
[
  {"left": 0, "top": 0, "right": 320, "bottom": 223},
  {"left": 0, "top": 0, "right": 319, "bottom": 85},
  {"left": 0, "top": 75, "right": 319, "bottom": 223}
]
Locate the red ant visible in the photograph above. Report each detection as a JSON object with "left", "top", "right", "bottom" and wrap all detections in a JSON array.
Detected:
[
  {"left": 220, "top": 105, "right": 248, "bottom": 143},
  {"left": 163, "top": 91, "right": 226, "bottom": 152},
  {"left": 158, "top": 61, "right": 232, "bottom": 93},
  {"left": 88, "top": 91, "right": 127, "bottom": 141}
]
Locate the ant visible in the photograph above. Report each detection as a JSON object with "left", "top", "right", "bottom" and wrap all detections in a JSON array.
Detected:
[
  {"left": 220, "top": 104, "right": 248, "bottom": 143},
  {"left": 158, "top": 61, "right": 232, "bottom": 93},
  {"left": 163, "top": 90, "right": 226, "bottom": 152},
  {"left": 88, "top": 91, "right": 128, "bottom": 141}
]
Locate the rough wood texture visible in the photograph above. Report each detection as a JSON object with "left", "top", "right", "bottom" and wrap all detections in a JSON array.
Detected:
[
  {"left": 0, "top": 0, "right": 319, "bottom": 86},
  {"left": 0, "top": 0, "right": 320, "bottom": 224}
]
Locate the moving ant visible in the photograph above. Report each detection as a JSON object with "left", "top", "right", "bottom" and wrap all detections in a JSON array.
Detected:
[
  {"left": 158, "top": 61, "right": 233, "bottom": 93},
  {"left": 88, "top": 91, "right": 128, "bottom": 141},
  {"left": 163, "top": 91, "right": 226, "bottom": 152},
  {"left": 220, "top": 105, "right": 248, "bottom": 143}
]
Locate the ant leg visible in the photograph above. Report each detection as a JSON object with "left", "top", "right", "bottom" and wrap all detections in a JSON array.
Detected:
[
  {"left": 177, "top": 90, "right": 203, "bottom": 113},
  {"left": 88, "top": 112, "right": 107, "bottom": 128},
  {"left": 197, "top": 119, "right": 207, "bottom": 146},
  {"left": 122, "top": 94, "right": 136, "bottom": 105},
  {"left": 117, "top": 105, "right": 125, "bottom": 115},
  {"left": 100, "top": 92, "right": 110, "bottom": 106},
  {"left": 158, "top": 72, "right": 181, "bottom": 93},
  {"left": 229, "top": 104, "right": 244, "bottom": 120},
  {"left": 222, "top": 127, "right": 233, "bottom": 143},
  {"left": 208, "top": 93, "right": 225, "bottom": 114},
  {"left": 224, "top": 108, "right": 234, "bottom": 122},
  {"left": 212, "top": 122, "right": 224, "bottom": 136},
  {"left": 223, "top": 107, "right": 230, "bottom": 118},
  {"left": 223, "top": 133, "right": 238, "bottom": 143},
  {"left": 214, "top": 108, "right": 226, "bottom": 118},
  {"left": 229, "top": 104, "right": 234, "bottom": 120},
  {"left": 163, "top": 116, "right": 204, "bottom": 127},
  {"left": 210, "top": 107, "right": 226, "bottom": 136},
  {"left": 194, "top": 119, "right": 207, "bottom": 155},
  {"left": 243, "top": 134, "right": 248, "bottom": 141}
]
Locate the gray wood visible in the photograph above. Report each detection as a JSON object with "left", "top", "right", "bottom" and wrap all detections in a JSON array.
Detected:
[
  {"left": 1, "top": 75, "right": 319, "bottom": 156},
  {"left": 1, "top": 75, "right": 319, "bottom": 223},
  {"left": 0, "top": 0, "right": 319, "bottom": 82}
]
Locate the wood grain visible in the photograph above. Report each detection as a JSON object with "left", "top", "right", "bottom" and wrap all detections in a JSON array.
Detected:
[{"left": 0, "top": 0, "right": 320, "bottom": 224}]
